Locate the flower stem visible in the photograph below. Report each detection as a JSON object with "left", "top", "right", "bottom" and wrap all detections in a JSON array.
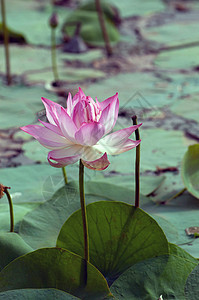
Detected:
[
  {"left": 79, "top": 159, "right": 89, "bottom": 262},
  {"left": 1, "top": 0, "right": 11, "bottom": 85},
  {"left": 4, "top": 187, "right": 14, "bottom": 232},
  {"left": 95, "top": 0, "right": 113, "bottom": 57},
  {"left": 132, "top": 115, "right": 140, "bottom": 208},
  {"left": 51, "top": 27, "right": 59, "bottom": 82},
  {"left": 62, "top": 167, "right": 68, "bottom": 185}
]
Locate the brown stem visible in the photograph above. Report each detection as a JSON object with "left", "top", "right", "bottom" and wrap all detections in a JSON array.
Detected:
[{"left": 95, "top": 0, "right": 113, "bottom": 57}]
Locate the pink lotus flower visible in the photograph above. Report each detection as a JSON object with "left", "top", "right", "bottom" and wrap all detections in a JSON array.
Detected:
[{"left": 21, "top": 88, "right": 141, "bottom": 170}]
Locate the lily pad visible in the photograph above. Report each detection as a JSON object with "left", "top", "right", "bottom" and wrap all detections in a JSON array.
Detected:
[
  {"left": 106, "top": 128, "right": 189, "bottom": 173},
  {"left": 60, "top": 49, "right": 103, "bottom": 63},
  {"left": 182, "top": 144, "right": 199, "bottom": 199},
  {"left": 85, "top": 72, "right": 175, "bottom": 110},
  {"left": 25, "top": 66, "right": 105, "bottom": 85},
  {"left": 19, "top": 181, "right": 151, "bottom": 249},
  {"left": 145, "top": 191, "right": 199, "bottom": 258},
  {"left": 94, "top": 174, "right": 165, "bottom": 196},
  {"left": 110, "top": 254, "right": 197, "bottom": 300},
  {"left": 170, "top": 94, "right": 199, "bottom": 124},
  {"left": 0, "top": 84, "right": 57, "bottom": 129},
  {"left": 0, "top": 232, "right": 33, "bottom": 271},
  {"left": 0, "top": 248, "right": 111, "bottom": 299},
  {"left": 82, "top": 0, "right": 165, "bottom": 18},
  {"left": 155, "top": 47, "right": 199, "bottom": 70},
  {"left": 142, "top": 22, "right": 199, "bottom": 48},
  {"left": 4, "top": 0, "right": 71, "bottom": 46},
  {"left": 0, "top": 289, "right": 79, "bottom": 300},
  {"left": 0, "top": 164, "right": 76, "bottom": 203},
  {"left": 57, "top": 201, "right": 169, "bottom": 282},
  {"left": 185, "top": 263, "right": 199, "bottom": 300}
]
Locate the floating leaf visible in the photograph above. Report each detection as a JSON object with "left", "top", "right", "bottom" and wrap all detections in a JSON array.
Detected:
[
  {"left": 110, "top": 254, "right": 197, "bottom": 300},
  {"left": 105, "top": 128, "right": 189, "bottom": 173},
  {"left": 155, "top": 47, "right": 199, "bottom": 70},
  {"left": 108, "top": 0, "right": 165, "bottom": 17},
  {"left": 0, "top": 248, "right": 111, "bottom": 299},
  {"left": 170, "top": 95, "right": 199, "bottom": 124},
  {"left": 0, "top": 289, "right": 79, "bottom": 300},
  {"left": 0, "top": 232, "right": 33, "bottom": 271},
  {"left": 182, "top": 144, "right": 199, "bottom": 199},
  {"left": 57, "top": 201, "right": 169, "bottom": 282},
  {"left": 142, "top": 22, "right": 199, "bottom": 48},
  {"left": 0, "top": 84, "right": 57, "bottom": 129},
  {"left": 93, "top": 175, "right": 165, "bottom": 196}
]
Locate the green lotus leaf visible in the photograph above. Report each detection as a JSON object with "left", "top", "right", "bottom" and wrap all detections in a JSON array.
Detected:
[
  {"left": 57, "top": 201, "right": 169, "bottom": 283},
  {"left": 110, "top": 254, "right": 197, "bottom": 300},
  {"left": 182, "top": 144, "right": 199, "bottom": 199},
  {"left": 0, "top": 248, "right": 111, "bottom": 299},
  {"left": 0, "top": 232, "right": 33, "bottom": 271}
]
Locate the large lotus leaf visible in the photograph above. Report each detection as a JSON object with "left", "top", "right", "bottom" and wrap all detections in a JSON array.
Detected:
[
  {"left": 155, "top": 47, "right": 199, "bottom": 70},
  {"left": 142, "top": 22, "right": 199, "bottom": 48},
  {"left": 0, "top": 289, "right": 79, "bottom": 300},
  {"left": 62, "top": 10, "right": 119, "bottom": 47},
  {"left": 3, "top": 0, "right": 71, "bottom": 46},
  {"left": 57, "top": 201, "right": 169, "bottom": 282},
  {"left": 110, "top": 254, "right": 197, "bottom": 300},
  {"left": 170, "top": 94, "right": 199, "bottom": 124},
  {"left": 185, "top": 264, "right": 199, "bottom": 300},
  {"left": 0, "top": 232, "right": 33, "bottom": 271},
  {"left": 19, "top": 181, "right": 151, "bottom": 249},
  {"left": 0, "top": 248, "right": 111, "bottom": 299},
  {"left": 106, "top": 128, "right": 190, "bottom": 173},
  {"left": 0, "top": 202, "right": 41, "bottom": 232},
  {"left": 182, "top": 144, "right": 199, "bottom": 199},
  {"left": 0, "top": 84, "right": 57, "bottom": 129}
]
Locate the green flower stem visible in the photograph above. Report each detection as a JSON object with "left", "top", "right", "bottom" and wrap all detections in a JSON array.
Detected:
[
  {"left": 1, "top": 0, "right": 11, "bottom": 85},
  {"left": 132, "top": 116, "right": 140, "bottom": 208},
  {"left": 4, "top": 187, "right": 14, "bottom": 232},
  {"left": 79, "top": 159, "right": 89, "bottom": 262},
  {"left": 62, "top": 167, "right": 68, "bottom": 185},
  {"left": 50, "top": 27, "right": 59, "bottom": 82},
  {"left": 95, "top": 0, "right": 113, "bottom": 57}
]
